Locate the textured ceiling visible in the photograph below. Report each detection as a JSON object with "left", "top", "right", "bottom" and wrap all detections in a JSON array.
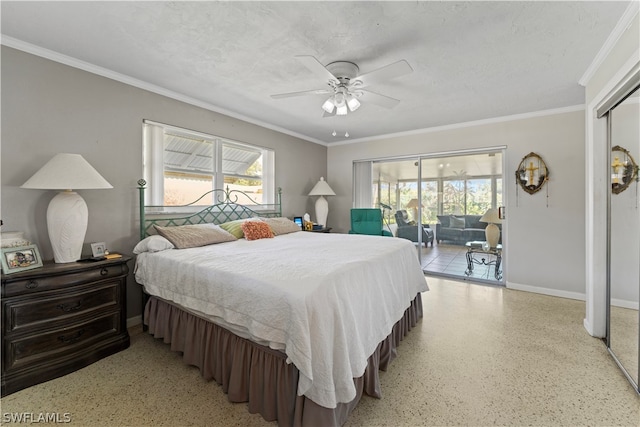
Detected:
[{"left": 0, "top": 1, "right": 631, "bottom": 145}]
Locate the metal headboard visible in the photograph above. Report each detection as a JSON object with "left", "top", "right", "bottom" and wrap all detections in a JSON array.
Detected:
[{"left": 137, "top": 179, "right": 282, "bottom": 240}]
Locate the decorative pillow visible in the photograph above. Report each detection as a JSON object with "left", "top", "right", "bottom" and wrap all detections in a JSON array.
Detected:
[
  {"left": 466, "top": 215, "right": 483, "bottom": 229},
  {"left": 153, "top": 224, "right": 236, "bottom": 249},
  {"left": 219, "top": 218, "right": 259, "bottom": 239},
  {"left": 436, "top": 215, "right": 449, "bottom": 227},
  {"left": 450, "top": 216, "right": 466, "bottom": 229},
  {"left": 241, "top": 220, "right": 274, "bottom": 241},
  {"left": 262, "top": 217, "right": 302, "bottom": 236},
  {"left": 133, "top": 235, "right": 175, "bottom": 254}
]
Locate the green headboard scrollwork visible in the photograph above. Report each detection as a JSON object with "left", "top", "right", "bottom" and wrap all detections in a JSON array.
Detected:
[{"left": 137, "top": 179, "right": 282, "bottom": 240}]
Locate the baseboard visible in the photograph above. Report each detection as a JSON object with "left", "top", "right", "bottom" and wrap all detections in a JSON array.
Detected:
[
  {"left": 506, "top": 281, "right": 586, "bottom": 301},
  {"left": 127, "top": 315, "right": 142, "bottom": 329},
  {"left": 611, "top": 298, "right": 639, "bottom": 310}
]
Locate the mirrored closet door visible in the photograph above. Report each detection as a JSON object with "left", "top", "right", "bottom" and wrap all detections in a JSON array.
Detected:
[{"left": 606, "top": 84, "right": 639, "bottom": 394}]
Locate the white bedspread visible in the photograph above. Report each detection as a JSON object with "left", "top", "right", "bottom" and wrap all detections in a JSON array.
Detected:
[{"left": 135, "top": 231, "right": 427, "bottom": 408}]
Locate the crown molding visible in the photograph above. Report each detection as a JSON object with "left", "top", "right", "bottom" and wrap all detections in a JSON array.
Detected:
[
  {"left": 0, "top": 36, "right": 327, "bottom": 146},
  {"left": 579, "top": 1, "right": 640, "bottom": 87},
  {"left": 330, "top": 104, "right": 585, "bottom": 147}
]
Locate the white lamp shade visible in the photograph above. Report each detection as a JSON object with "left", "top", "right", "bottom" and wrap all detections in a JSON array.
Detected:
[
  {"left": 346, "top": 95, "right": 360, "bottom": 112},
  {"left": 21, "top": 153, "right": 113, "bottom": 190},
  {"left": 479, "top": 208, "right": 501, "bottom": 224},
  {"left": 21, "top": 154, "right": 112, "bottom": 263},
  {"left": 322, "top": 98, "right": 335, "bottom": 114},
  {"left": 308, "top": 177, "right": 336, "bottom": 196}
]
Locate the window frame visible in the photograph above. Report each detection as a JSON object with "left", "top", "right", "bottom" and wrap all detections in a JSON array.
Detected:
[{"left": 142, "top": 120, "right": 275, "bottom": 211}]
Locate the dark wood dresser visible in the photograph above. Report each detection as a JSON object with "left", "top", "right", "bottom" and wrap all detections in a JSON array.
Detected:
[{"left": 1, "top": 256, "right": 131, "bottom": 396}]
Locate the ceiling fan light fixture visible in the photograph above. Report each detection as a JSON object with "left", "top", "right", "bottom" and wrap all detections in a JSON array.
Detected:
[
  {"left": 346, "top": 94, "right": 360, "bottom": 112},
  {"left": 336, "top": 103, "right": 348, "bottom": 116},
  {"left": 322, "top": 98, "right": 335, "bottom": 114}
]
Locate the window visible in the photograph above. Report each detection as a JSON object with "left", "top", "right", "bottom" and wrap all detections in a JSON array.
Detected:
[
  {"left": 465, "top": 178, "right": 492, "bottom": 215},
  {"left": 143, "top": 121, "right": 274, "bottom": 207},
  {"left": 442, "top": 179, "right": 465, "bottom": 215}
]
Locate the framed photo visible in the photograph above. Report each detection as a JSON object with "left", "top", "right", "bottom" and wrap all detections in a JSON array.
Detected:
[
  {"left": 1, "top": 244, "right": 43, "bottom": 274},
  {"left": 90, "top": 242, "right": 107, "bottom": 258}
]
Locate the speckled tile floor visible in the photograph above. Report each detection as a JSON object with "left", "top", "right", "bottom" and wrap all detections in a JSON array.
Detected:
[{"left": 1, "top": 278, "right": 638, "bottom": 426}]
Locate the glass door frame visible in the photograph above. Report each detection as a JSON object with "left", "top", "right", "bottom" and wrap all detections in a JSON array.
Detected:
[
  {"left": 359, "top": 146, "right": 507, "bottom": 284},
  {"left": 604, "top": 85, "right": 640, "bottom": 394},
  {"left": 417, "top": 149, "right": 506, "bottom": 285}
]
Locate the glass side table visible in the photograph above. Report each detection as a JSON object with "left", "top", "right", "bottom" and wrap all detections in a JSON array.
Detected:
[{"left": 464, "top": 241, "right": 502, "bottom": 280}]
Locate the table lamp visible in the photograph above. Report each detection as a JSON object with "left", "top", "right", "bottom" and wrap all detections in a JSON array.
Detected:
[
  {"left": 479, "top": 208, "right": 502, "bottom": 249},
  {"left": 308, "top": 177, "right": 336, "bottom": 227},
  {"left": 406, "top": 198, "right": 423, "bottom": 222},
  {"left": 21, "top": 153, "right": 113, "bottom": 263}
]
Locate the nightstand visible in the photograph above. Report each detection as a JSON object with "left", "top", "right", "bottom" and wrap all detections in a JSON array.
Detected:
[
  {"left": 306, "top": 227, "right": 332, "bottom": 233},
  {"left": 1, "top": 256, "right": 131, "bottom": 396}
]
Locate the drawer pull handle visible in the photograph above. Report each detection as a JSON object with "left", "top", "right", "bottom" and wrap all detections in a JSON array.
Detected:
[
  {"left": 100, "top": 268, "right": 108, "bottom": 276},
  {"left": 25, "top": 280, "right": 38, "bottom": 289},
  {"left": 58, "top": 329, "right": 85, "bottom": 344},
  {"left": 57, "top": 300, "right": 83, "bottom": 312}
]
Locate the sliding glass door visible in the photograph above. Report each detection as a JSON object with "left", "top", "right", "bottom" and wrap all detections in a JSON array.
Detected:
[
  {"left": 355, "top": 149, "right": 505, "bottom": 285},
  {"left": 606, "top": 86, "right": 639, "bottom": 393},
  {"left": 419, "top": 153, "right": 503, "bottom": 283}
]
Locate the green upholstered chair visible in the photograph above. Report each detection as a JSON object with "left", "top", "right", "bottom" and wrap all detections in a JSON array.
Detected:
[{"left": 349, "top": 208, "right": 393, "bottom": 236}]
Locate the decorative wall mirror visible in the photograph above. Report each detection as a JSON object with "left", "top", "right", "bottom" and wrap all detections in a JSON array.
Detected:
[
  {"left": 611, "top": 145, "right": 638, "bottom": 194},
  {"left": 515, "top": 152, "right": 549, "bottom": 195}
]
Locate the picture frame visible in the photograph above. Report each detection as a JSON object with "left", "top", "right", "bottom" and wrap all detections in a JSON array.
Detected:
[
  {"left": 498, "top": 206, "right": 506, "bottom": 220},
  {"left": 90, "top": 242, "right": 107, "bottom": 258},
  {"left": 515, "top": 152, "right": 549, "bottom": 195},
  {"left": 1, "top": 244, "right": 43, "bottom": 274},
  {"left": 611, "top": 145, "right": 639, "bottom": 195}
]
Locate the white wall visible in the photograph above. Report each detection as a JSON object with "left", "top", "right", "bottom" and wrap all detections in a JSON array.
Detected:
[
  {"left": 328, "top": 109, "right": 587, "bottom": 297},
  {"left": 1, "top": 46, "right": 327, "bottom": 318}
]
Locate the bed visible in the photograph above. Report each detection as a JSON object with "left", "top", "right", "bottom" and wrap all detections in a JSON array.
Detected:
[{"left": 134, "top": 181, "right": 428, "bottom": 426}]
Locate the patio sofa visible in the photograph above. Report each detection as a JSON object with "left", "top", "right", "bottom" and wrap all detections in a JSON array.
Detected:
[{"left": 436, "top": 214, "right": 501, "bottom": 245}]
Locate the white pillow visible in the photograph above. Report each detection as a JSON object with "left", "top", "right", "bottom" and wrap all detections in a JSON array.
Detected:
[{"left": 133, "top": 235, "right": 175, "bottom": 254}]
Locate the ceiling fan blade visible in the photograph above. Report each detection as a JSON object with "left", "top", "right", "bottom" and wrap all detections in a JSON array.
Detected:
[
  {"left": 322, "top": 109, "right": 336, "bottom": 118},
  {"left": 295, "top": 55, "right": 338, "bottom": 82},
  {"left": 270, "top": 88, "right": 332, "bottom": 99},
  {"left": 359, "top": 89, "right": 401, "bottom": 109},
  {"left": 355, "top": 60, "right": 413, "bottom": 88}
]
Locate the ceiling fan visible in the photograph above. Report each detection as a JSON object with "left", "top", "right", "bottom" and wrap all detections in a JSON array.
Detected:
[{"left": 270, "top": 56, "right": 413, "bottom": 117}]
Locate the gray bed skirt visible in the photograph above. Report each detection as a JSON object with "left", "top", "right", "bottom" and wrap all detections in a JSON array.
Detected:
[{"left": 144, "top": 293, "right": 423, "bottom": 427}]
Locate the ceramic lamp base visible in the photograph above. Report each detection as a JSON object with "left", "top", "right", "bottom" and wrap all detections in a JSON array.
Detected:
[
  {"left": 315, "top": 195, "right": 329, "bottom": 227},
  {"left": 47, "top": 191, "right": 88, "bottom": 263},
  {"left": 484, "top": 223, "right": 500, "bottom": 249}
]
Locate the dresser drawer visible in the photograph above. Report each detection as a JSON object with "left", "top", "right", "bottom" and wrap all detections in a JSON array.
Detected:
[
  {"left": 1, "top": 256, "right": 130, "bottom": 396},
  {"left": 4, "top": 312, "right": 121, "bottom": 373},
  {"left": 2, "top": 263, "right": 127, "bottom": 297},
  {"left": 4, "top": 282, "right": 120, "bottom": 333}
]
